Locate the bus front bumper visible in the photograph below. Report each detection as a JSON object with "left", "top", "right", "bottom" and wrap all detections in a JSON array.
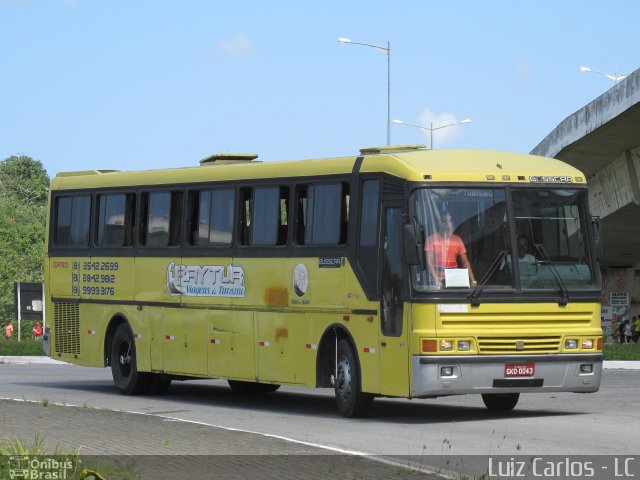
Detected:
[{"left": 411, "top": 354, "right": 602, "bottom": 397}]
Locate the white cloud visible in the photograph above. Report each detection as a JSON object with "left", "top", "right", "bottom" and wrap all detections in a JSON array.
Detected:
[
  {"left": 416, "top": 110, "right": 470, "bottom": 148},
  {"left": 517, "top": 60, "right": 532, "bottom": 87},
  {"left": 214, "top": 33, "right": 253, "bottom": 59}
]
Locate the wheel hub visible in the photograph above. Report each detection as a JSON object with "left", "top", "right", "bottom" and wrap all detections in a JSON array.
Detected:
[{"left": 336, "top": 358, "right": 352, "bottom": 399}]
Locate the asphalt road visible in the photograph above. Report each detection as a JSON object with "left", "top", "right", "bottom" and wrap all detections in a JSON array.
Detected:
[{"left": 2, "top": 363, "right": 639, "bottom": 459}]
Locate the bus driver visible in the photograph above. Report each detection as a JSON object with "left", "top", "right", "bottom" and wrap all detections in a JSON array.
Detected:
[{"left": 425, "top": 211, "right": 477, "bottom": 288}]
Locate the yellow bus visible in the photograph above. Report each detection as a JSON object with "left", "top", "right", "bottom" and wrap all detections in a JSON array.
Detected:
[{"left": 44, "top": 145, "right": 603, "bottom": 417}]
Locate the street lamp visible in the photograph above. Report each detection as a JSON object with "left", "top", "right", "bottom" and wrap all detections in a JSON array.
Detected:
[
  {"left": 392, "top": 118, "right": 471, "bottom": 150},
  {"left": 579, "top": 66, "right": 629, "bottom": 82},
  {"left": 338, "top": 37, "right": 391, "bottom": 145}
]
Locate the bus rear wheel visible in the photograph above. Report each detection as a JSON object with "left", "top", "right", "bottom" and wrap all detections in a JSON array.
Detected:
[
  {"left": 482, "top": 393, "right": 520, "bottom": 411},
  {"left": 110, "top": 323, "right": 149, "bottom": 395},
  {"left": 334, "top": 339, "right": 373, "bottom": 418}
]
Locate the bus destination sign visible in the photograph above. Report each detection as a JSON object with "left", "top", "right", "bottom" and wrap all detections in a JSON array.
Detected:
[{"left": 529, "top": 176, "right": 573, "bottom": 183}]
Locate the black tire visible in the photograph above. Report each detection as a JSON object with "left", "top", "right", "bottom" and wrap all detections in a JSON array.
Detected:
[
  {"left": 482, "top": 393, "right": 520, "bottom": 411},
  {"left": 334, "top": 339, "right": 374, "bottom": 418},
  {"left": 228, "top": 380, "right": 280, "bottom": 393},
  {"left": 110, "top": 323, "right": 150, "bottom": 395}
]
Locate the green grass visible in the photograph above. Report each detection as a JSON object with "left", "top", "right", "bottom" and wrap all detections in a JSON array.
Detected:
[
  {"left": 0, "top": 434, "right": 140, "bottom": 480},
  {"left": 602, "top": 342, "right": 640, "bottom": 360},
  {"left": 0, "top": 337, "right": 45, "bottom": 356}
]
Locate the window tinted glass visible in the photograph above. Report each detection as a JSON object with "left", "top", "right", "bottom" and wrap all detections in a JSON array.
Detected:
[
  {"left": 97, "top": 194, "right": 135, "bottom": 247},
  {"left": 410, "top": 188, "right": 508, "bottom": 291},
  {"left": 191, "top": 189, "right": 235, "bottom": 246},
  {"left": 210, "top": 189, "right": 234, "bottom": 244},
  {"left": 298, "top": 182, "right": 348, "bottom": 245},
  {"left": 252, "top": 187, "right": 279, "bottom": 246},
  {"left": 55, "top": 195, "right": 90, "bottom": 246},
  {"left": 147, "top": 192, "right": 171, "bottom": 247},
  {"left": 512, "top": 189, "right": 597, "bottom": 289},
  {"left": 55, "top": 197, "right": 72, "bottom": 245},
  {"left": 359, "top": 180, "right": 379, "bottom": 246},
  {"left": 71, "top": 196, "right": 91, "bottom": 246}
]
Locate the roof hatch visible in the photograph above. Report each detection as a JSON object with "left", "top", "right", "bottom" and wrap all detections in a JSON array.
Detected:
[
  {"left": 199, "top": 153, "right": 259, "bottom": 166},
  {"left": 359, "top": 144, "right": 427, "bottom": 155}
]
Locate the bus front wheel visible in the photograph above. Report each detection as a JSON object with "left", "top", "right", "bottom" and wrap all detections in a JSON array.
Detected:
[
  {"left": 110, "top": 323, "right": 149, "bottom": 395},
  {"left": 482, "top": 393, "right": 520, "bottom": 411},
  {"left": 334, "top": 339, "right": 373, "bottom": 418}
]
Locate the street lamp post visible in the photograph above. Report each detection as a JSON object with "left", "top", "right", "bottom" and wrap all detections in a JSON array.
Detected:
[
  {"left": 579, "top": 66, "right": 630, "bottom": 82},
  {"left": 392, "top": 118, "right": 471, "bottom": 149},
  {"left": 338, "top": 37, "right": 391, "bottom": 145}
]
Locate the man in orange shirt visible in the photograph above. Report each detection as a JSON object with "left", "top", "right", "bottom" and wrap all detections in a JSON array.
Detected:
[
  {"left": 4, "top": 320, "right": 14, "bottom": 339},
  {"left": 425, "top": 211, "right": 476, "bottom": 288}
]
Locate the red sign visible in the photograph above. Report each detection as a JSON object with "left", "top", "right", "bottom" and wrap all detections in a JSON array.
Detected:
[{"left": 504, "top": 363, "right": 535, "bottom": 377}]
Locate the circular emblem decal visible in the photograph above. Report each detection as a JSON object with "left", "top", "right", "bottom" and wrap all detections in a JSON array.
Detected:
[{"left": 293, "top": 263, "right": 308, "bottom": 297}]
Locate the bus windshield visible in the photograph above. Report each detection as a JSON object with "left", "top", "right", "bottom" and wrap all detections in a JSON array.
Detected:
[{"left": 409, "top": 187, "right": 598, "bottom": 292}]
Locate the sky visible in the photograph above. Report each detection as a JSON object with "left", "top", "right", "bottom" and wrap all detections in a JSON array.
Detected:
[{"left": 1, "top": 0, "right": 639, "bottom": 178}]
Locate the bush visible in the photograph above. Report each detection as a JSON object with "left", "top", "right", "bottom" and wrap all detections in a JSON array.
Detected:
[
  {"left": 602, "top": 342, "right": 640, "bottom": 361},
  {"left": 0, "top": 336, "right": 45, "bottom": 356}
]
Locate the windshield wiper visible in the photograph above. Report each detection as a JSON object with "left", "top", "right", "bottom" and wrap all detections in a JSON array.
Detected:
[
  {"left": 470, "top": 250, "right": 508, "bottom": 307},
  {"left": 534, "top": 243, "right": 570, "bottom": 306}
]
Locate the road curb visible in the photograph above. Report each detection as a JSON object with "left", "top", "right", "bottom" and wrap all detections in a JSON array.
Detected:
[{"left": 0, "top": 356, "right": 67, "bottom": 365}]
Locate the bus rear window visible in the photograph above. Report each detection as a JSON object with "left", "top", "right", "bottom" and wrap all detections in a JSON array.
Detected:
[{"left": 54, "top": 195, "right": 91, "bottom": 246}]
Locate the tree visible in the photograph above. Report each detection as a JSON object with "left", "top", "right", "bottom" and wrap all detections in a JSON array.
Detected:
[{"left": 0, "top": 155, "right": 49, "bottom": 319}]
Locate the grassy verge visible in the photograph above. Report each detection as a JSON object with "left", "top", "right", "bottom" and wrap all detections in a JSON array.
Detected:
[
  {"left": 0, "top": 337, "right": 45, "bottom": 355},
  {"left": 602, "top": 342, "right": 640, "bottom": 360}
]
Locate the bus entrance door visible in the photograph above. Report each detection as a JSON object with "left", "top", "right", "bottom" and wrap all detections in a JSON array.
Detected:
[{"left": 379, "top": 205, "right": 410, "bottom": 397}]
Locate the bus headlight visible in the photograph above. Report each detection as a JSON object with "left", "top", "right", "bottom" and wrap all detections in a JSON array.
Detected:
[
  {"left": 457, "top": 340, "right": 471, "bottom": 351},
  {"left": 439, "top": 340, "right": 453, "bottom": 351},
  {"left": 565, "top": 339, "right": 578, "bottom": 349},
  {"left": 581, "top": 339, "right": 594, "bottom": 349}
]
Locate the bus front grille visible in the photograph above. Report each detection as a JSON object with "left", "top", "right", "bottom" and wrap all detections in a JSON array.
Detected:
[
  {"left": 477, "top": 336, "right": 562, "bottom": 354},
  {"left": 53, "top": 302, "right": 80, "bottom": 355},
  {"left": 440, "top": 311, "right": 593, "bottom": 328}
]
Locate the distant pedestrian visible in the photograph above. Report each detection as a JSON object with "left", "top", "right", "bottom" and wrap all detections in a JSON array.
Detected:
[
  {"left": 4, "top": 320, "right": 13, "bottom": 339},
  {"left": 32, "top": 321, "right": 43, "bottom": 339},
  {"left": 634, "top": 318, "right": 640, "bottom": 343},
  {"left": 623, "top": 319, "right": 633, "bottom": 344}
]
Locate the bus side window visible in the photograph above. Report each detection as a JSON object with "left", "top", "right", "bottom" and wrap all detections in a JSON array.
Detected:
[
  {"left": 139, "top": 191, "right": 182, "bottom": 247},
  {"left": 54, "top": 195, "right": 91, "bottom": 246},
  {"left": 97, "top": 193, "right": 135, "bottom": 247},
  {"left": 296, "top": 182, "right": 347, "bottom": 245},
  {"left": 295, "top": 185, "right": 308, "bottom": 245},
  {"left": 357, "top": 180, "right": 380, "bottom": 297},
  {"left": 251, "top": 186, "right": 287, "bottom": 246},
  {"left": 239, "top": 188, "right": 252, "bottom": 245},
  {"left": 238, "top": 186, "right": 288, "bottom": 247}
]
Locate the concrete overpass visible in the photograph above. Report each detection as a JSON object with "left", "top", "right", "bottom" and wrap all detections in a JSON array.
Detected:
[
  {"left": 531, "top": 67, "right": 640, "bottom": 268},
  {"left": 531, "top": 68, "right": 640, "bottom": 325}
]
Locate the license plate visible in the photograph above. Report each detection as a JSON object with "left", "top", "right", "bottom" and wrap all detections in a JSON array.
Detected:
[{"left": 504, "top": 363, "right": 535, "bottom": 377}]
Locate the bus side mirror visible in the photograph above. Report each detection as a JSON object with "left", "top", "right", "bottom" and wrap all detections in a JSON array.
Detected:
[
  {"left": 403, "top": 223, "right": 425, "bottom": 266},
  {"left": 592, "top": 216, "right": 603, "bottom": 261}
]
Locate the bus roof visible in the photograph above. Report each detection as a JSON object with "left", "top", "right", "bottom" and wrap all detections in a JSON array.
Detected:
[{"left": 51, "top": 147, "right": 587, "bottom": 190}]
